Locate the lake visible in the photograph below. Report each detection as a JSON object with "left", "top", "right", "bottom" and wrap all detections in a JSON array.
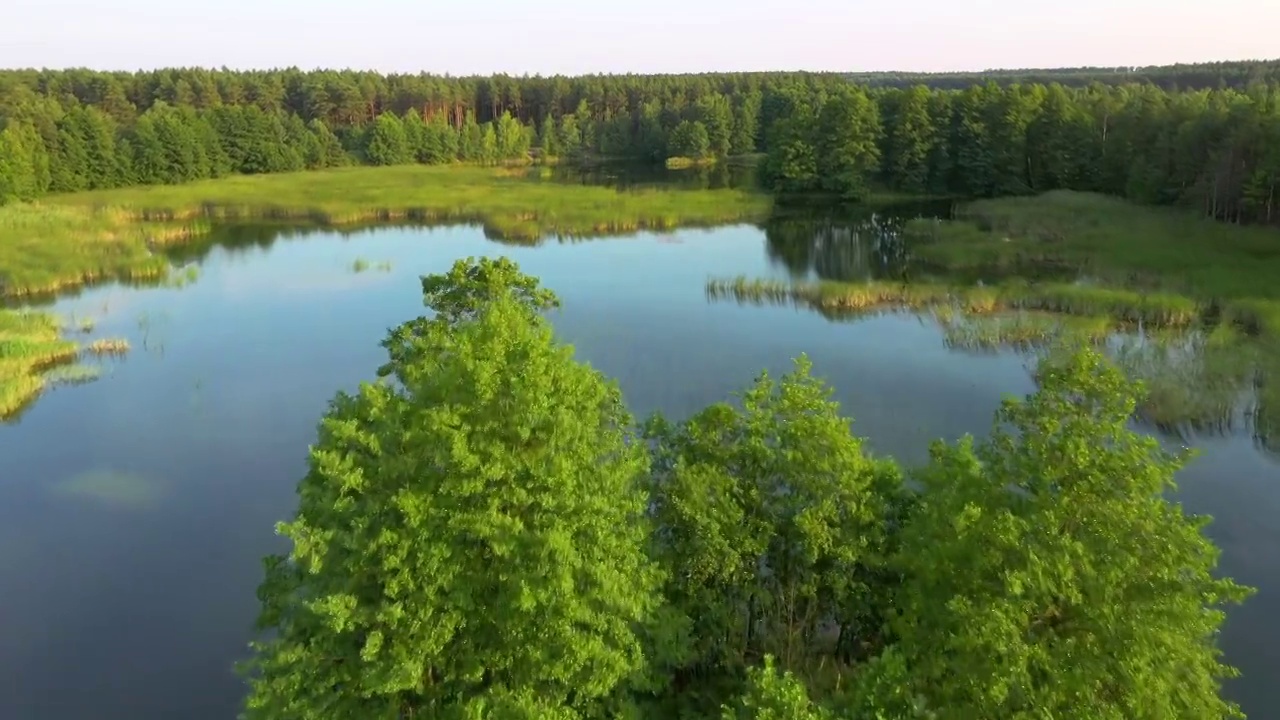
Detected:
[{"left": 1, "top": 211, "right": 1277, "bottom": 719}]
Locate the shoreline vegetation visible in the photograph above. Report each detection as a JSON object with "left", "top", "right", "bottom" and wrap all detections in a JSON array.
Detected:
[
  {"left": 2, "top": 163, "right": 1278, "bottom": 440},
  {"left": 0, "top": 165, "right": 771, "bottom": 299},
  {"left": 0, "top": 308, "right": 128, "bottom": 420}
]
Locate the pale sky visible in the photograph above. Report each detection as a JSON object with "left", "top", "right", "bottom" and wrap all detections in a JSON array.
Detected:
[{"left": 3, "top": 0, "right": 1277, "bottom": 75}]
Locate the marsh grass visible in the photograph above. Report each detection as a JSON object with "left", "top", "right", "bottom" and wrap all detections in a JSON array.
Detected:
[
  {"left": 940, "top": 312, "right": 1114, "bottom": 353},
  {"left": 351, "top": 258, "right": 393, "bottom": 274},
  {"left": 0, "top": 309, "right": 81, "bottom": 419},
  {"left": 0, "top": 203, "right": 206, "bottom": 297},
  {"left": 904, "top": 190, "right": 1280, "bottom": 301},
  {"left": 706, "top": 276, "right": 1203, "bottom": 330},
  {"left": 85, "top": 338, "right": 130, "bottom": 355},
  {"left": 4, "top": 165, "right": 769, "bottom": 298}
]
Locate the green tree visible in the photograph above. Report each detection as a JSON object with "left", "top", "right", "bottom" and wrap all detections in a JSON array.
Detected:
[
  {"left": 667, "top": 120, "right": 711, "bottom": 160},
  {"left": 537, "top": 112, "right": 560, "bottom": 157},
  {"left": 816, "top": 88, "right": 883, "bottom": 200},
  {"left": 125, "top": 102, "right": 210, "bottom": 185},
  {"left": 721, "top": 657, "right": 832, "bottom": 720},
  {"left": 401, "top": 108, "right": 427, "bottom": 163},
  {"left": 241, "top": 258, "right": 664, "bottom": 719},
  {"left": 417, "top": 111, "right": 458, "bottom": 164},
  {"left": 71, "top": 105, "right": 122, "bottom": 188},
  {"left": 0, "top": 120, "right": 51, "bottom": 202},
  {"left": 49, "top": 108, "right": 90, "bottom": 192},
  {"left": 1027, "top": 83, "right": 1102, "bottom": 191},
  {"left": 890, "top": 347, "right": 1253, "bottom": 719},
  {"left": 478, "top": 122, "right": 499, "bottom": 164},
  {"left": 364, "top": 112, "right": 411, "bottom": 166},
  {"left": 307, "top": 118, "right": 349, "bottom": 167},
  {"left": 558, "top": 113, "right": 583, "bottom": 157},
  {"left": 458, "top": 111, "right": 483, "bottom": 161},
  {"left": 760, "top": 91, "right": 820, "bottom": 194},
  {"left": 730, "top": 91, "right": 762, "bottom": 155},
  {"left": 695, "top": 92, "right": 734, "bottom": 158},
  {"left": 645, "top": 356, "right": 903, "bottom": 679},
  {"left": 880, "top": 86, "right": 937, "bottom": 193},
  {"left": 494, "top": 111, "right": 531, "bottom": 161}
]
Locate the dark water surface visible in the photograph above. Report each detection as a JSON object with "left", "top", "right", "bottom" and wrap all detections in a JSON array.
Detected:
[{"left": 1, "top": 219, "right": 1277, "bottom": 719}]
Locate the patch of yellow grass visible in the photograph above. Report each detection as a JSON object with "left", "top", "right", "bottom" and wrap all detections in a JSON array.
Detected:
[{"left": 85, "top": 338, "right": 131, "bottom": 355}]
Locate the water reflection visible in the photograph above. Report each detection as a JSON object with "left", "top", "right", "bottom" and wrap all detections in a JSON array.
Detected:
[{"left": 763, "top": 200, "right": 954, "bottom": 282}]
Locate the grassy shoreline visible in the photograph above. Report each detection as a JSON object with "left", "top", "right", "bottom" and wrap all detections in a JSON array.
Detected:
[
  {"left": 1, "top": 164, "right": 772, "bottom": 299},
  {"left": 904, "top": 190, "right": 1280, "bottom": 301},
  {"left": 0, "top": 309, "right": 128, "bottom": 421}
]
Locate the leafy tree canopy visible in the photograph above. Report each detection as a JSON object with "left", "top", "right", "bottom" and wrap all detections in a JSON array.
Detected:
[{"left": 242, "top": 265, "right": 1251, "bottom": 720}]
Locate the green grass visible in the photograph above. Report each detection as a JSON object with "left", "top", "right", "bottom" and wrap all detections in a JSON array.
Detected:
[
  {"left": 904, "top": 190, "right": 1280, "bottom": 300},
  {"left": 0, "top": 309, "right": 81, "bottom": 419},
  {"left": 0, "top": 203, "right": 206, "bottom": 297},
  {"left": 0, "top": 164, "right": 770, "bottom": 299}
]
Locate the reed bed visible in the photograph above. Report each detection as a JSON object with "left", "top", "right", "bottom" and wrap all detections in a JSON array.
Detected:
[
  {"left": 939, "top": 312, "right": 1114, "bottom": 352},
  {"left": 903, "top": 190, "right": 1280, "bottom": 301},
  {"left": 0, "top": 309, "right": 81, "bottom": 419},
  {"left": 0, "top": 203, "right": 205, "bottom": 297},
  {"left": 706, "top": 276, "right": 1205, "bottom": 331},
  {"left": 85, "top": 338, "right": 131, "bottom": 355}
]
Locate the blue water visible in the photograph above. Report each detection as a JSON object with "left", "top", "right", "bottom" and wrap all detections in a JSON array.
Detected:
[{"left": 1, "top": 223, "right": 1275, "bottom": 719}]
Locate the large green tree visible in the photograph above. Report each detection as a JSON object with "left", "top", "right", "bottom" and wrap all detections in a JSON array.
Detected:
[
  {"left": 885, "top": 347, "right": 1253, "bottom": 719},
  {"left": 643, "top": 356, "right": 905, "bottom": 715},
  {"left": 364, "top": 112, "right": 411, "bottom": 166},
  {"left": 815, "top": 88, "right": 883, "bottom": 200},
  {"left": 241, "top": 258, "right": 663, "bottom": 720}
]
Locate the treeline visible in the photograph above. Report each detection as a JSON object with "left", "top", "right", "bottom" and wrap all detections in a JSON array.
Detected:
[
  {"left": 2, "top": 67, "right": 1280, "bottom": 224},
  {"left": 0, "top": 69, "right": 791, "bottom": 200},
  {"left": 763, "top": 81, "right": 1280, "bottom": 223},
  {"left": 240, "top": 257, "right": 1250, "bottom": 719},
  {"left": 847, "top": 59, "right": 1280, "bottom": 91}
]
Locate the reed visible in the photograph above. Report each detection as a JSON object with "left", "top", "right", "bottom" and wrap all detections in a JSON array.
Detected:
[
  {"left": 706, "top": 276, "right": 1205, "bottom": 331},
  {"left": 0, "top": 309, "right": 81, "bottom": 420},
  {"left": 85, "top": 338, "right": 131, "bottom": 355},
  {"left": 940, "top": 312, "right": 1114, "bottom": 352}
]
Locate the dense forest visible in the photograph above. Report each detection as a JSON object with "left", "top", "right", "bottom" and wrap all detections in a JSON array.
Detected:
[
  {"left": 1, "top": 65, "right": 1279, "bottom": 223},
  {"left": 847, "top": 59, "right": 1280, "bottom": 90},
  {"left": 239, "top": 256, "right": 1250, "bottom": 719}
]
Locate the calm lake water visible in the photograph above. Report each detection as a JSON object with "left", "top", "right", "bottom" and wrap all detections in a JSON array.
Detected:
[{"left": 1, "top": 214, "right": 1277, "bottom": 719}]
